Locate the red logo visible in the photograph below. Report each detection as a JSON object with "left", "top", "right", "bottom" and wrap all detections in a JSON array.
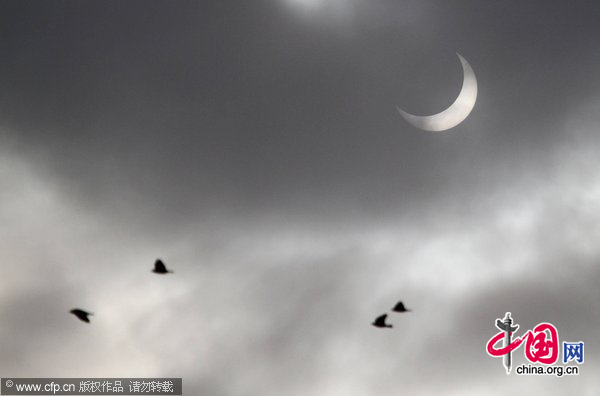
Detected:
[{"left": 487, "top": 322, "right": 559, "bottom": 364}]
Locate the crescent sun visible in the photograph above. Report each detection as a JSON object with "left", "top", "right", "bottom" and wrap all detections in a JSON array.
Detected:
[{"left": 397, "top": 53, "right": 478, "bottom": 132}]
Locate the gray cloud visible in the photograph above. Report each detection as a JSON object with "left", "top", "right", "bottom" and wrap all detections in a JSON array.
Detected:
[{"left": 1, "top": 0, "right": 599, "bottom": 394}]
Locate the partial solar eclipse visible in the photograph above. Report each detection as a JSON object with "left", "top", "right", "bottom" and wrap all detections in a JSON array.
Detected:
[{"left": 397, "top": 53, "right": 478, "bottom": 132}]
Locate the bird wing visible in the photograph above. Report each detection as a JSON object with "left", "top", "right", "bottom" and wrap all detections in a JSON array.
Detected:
[
  {"left": 71, "top": 309, "right": 90, "bottom": 322},
  {"left": 154, "top": 259, "right": 167, "bottom": 271}
]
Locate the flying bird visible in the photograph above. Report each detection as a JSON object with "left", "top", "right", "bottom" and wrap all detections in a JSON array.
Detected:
[
  {"left": 372, "top": 314, "right": 393, "bottom": 328},
  {"left": 70, "top": 308, "right": 93, "bottom": 323},
  {"left": 152, "top": 259, "right": 173, "bottom": 274},
  {"left": 392, "top": 301, "right": 411, "bottom": 313}
]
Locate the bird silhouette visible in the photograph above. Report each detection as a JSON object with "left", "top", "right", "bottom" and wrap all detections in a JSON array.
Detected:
[
  {"left": 152, "top": 259, "right": 173, "bottom": 274},
  {"left": 372, "top": 314, "right": 392, "bottom": 328},
  {"left": 70, "top": 308, "right": 93, "bottom": 323},
  {"left": 392, "top": 301, "right": 411, "bottom": 313}
]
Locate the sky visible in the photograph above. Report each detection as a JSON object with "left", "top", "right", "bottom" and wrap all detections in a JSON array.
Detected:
[{"left": 1, "top": 0, "right": 599, "bottom": 394}]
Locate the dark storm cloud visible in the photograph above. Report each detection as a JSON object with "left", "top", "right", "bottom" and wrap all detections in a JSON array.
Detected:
[
  {"left": 4, "top": 0, "right": 591, "bottom": 222},
  {"left": 0, "top": 1, "right": 596, "bottom": 230}
]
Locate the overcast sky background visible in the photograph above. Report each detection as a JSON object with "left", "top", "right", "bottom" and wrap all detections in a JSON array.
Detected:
[{"left": 1, "top": 1, "right": 599, "bottom": 394}]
